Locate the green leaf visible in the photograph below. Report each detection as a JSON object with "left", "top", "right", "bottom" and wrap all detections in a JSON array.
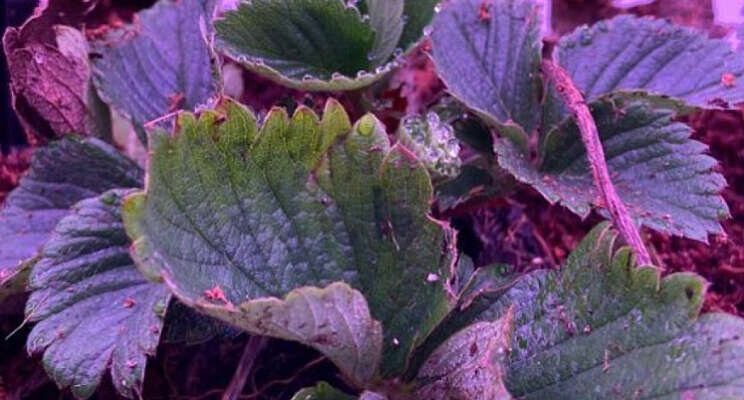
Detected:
[
  {"left": 556, "top": 15, "right": 744, "bottom": 110},
  {"left": 26, "top": 189, "right": 170, "bottom": 399},
  {"left": 498, "top": 98, "right": 729, "bottom": 240},
  {"left": 215, "top": 0, "right": 439, "bottom": 91},
  {"left": 90, "top": 0, "right": 220, "bottom": 138},
  {"left": 216, "top": 0, "right": 379, "bottom": 91},
  {"left": 122, "top": 98, "right": 457, "bottom": 377},
  {"left": 291, "top": 382, "right": 355, "bottom": 400},
  {"left": 405, "top": 263, "right": 521, "bottom": 379},
  {"left": 0, "top": 138, "right": 144, "bottom": 300},
  {"left": 367, "top": 0, "right": 405, "bottom": 67},
  {"left": 430, "top": 0, "right": 542, "bottom": 137},
  {"left": 415, "top": 315, "right": 513, "bottom": 400},
  {"left": 398, "top": 0, "right": 440, "bottom": 51},
  {"left": 470, "top": 223, "right": 744, "bottom": 399}
]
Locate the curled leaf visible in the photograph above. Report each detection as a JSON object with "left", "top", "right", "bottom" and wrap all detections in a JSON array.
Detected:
[{"left": 3, "top": 5, "right": 111, "bottom": 144}]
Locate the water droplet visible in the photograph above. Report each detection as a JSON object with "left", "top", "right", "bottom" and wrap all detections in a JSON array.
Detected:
[
  {"left": 100, "top": 191, "right": 119, "bottom": 206},
  {"left": 152, "top": 299, "right": 167, "bottom": 317},
  {"left": 579, "top": 28, "right": 593, "bottom": 45},
  {"left": 434, "top": 4, "right": 442, "bottom": 13},
  {"left": 423, "top": 26, "right": 433, "bottom": 36}
]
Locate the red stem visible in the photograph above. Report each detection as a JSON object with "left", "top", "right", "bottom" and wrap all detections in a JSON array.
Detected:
[
  {"left": 221, "top": 335, "right": 268, "bottom": 400},
  {"left": 540, "top": 60, "right": 652, "bottom": 266}
]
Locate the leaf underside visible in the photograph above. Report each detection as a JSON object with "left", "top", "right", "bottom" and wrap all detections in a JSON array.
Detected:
[
  {"left": 0, "top": 138, "right": 143, "bottom": 300},
  {"left": 415, "top": 316, "right": 513, "bottom": 400},
  {"left": 26, "top": 189, "right": 170, "bottom": 399},
  {"left": 556, "top": 15, "right": 744, "bottom": 110},
  {"left": 430, "top": 0, "right": 542, "bottom": 136},
  {"left": 90, "top": 0, "right": 219, "bottom": 134},
  {"left": 466, "top": 223, "right": 744, "bottom": 399},
  {"left": 498, "top": 98, "right": 729, "bottom": 240},
  {"left": 123, "top": 98, "right": 456, "bottom": 377}
]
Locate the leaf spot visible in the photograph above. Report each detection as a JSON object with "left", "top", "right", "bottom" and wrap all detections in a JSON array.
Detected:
[
  {"left": 122, "top": 298, "right": 136, "bottom": 308},
  {"left": 721, "top": 73, "right": 737, "bottom": 88},
  {"left": 478, "top": 1, "right": 491, "bottom": 22},
  {"left": 204, "top": 285, "right": 230, "bottom": 304}
]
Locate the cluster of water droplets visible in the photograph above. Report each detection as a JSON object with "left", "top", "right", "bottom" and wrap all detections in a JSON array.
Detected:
[{"left": 397, "top": 112, "right": 461, "bottom": 179}]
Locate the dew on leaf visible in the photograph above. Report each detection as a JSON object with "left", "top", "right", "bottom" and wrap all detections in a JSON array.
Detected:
[{"left": 579, "top": 28, "right": 593, "bottom": 45}]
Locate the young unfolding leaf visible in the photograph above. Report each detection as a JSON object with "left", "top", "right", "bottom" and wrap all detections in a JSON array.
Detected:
[
  {"left": 0, "top": 138, "right": 144, "bottom": 301},
  {"left": 215, "top": 0, "right": 438, "bottom": 91},
  {"left": 430, "top": 0, "right": 542, "bottom": 142},
  {"left": 90, "top": 0, "right": 220, "bottom": 140},
  {"left": 555, "top": 15, "right": 744, "bottom": 110},
  {"left": 26, "top": 190, "right": 170, "bottom": 399},
  {"left": 123, "top": 99, "right": 457, "bottom": 377},
  {"left": 498, "top": 98, "right": 729, "bottom": 240},
  {"left": 460, "top": 223, "right": 744, "bottom": 399}
]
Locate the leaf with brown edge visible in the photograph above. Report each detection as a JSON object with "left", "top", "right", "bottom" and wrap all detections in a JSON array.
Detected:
[{"left": 123, "top": 98, "right": 458, "bottom": 377}]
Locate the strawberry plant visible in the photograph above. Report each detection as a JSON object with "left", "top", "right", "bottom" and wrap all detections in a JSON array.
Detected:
[{"left": 2, "top": 0, "right": 744, "bottom": 399}]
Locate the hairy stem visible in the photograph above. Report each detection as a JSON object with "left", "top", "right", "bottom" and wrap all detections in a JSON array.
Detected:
[
  {"left": 540, "top": 60, "right": 651, "bottom": 266},
  {"left": 221, "top": 335, "right": 268, "bottom": 400}
]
